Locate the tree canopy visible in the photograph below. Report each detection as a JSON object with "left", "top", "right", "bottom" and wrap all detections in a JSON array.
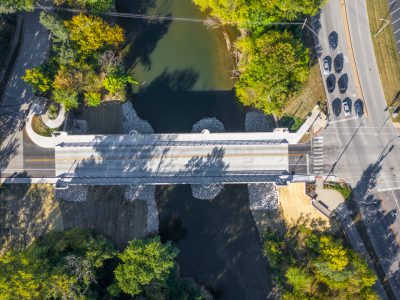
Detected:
[
  {"left": 192, "top": 0, "right": 326, "bottom": 30},
  {"left": 64, "top": 14, "right": 124, "bottom": 55},
  {"left": 0, "top": 0, "right": 34, "bottom": 14},
  {"left": 0, "top": 230, "right": 206, "bottom": 299},
  {"left": 24, "top": 12, "right": 135, "bottom": 109},
  {"left": 54, "top": 0, "right": 113, "bottom": 12},
  {"left": 263, "top": 227, "right": 378, "bottom": 299},
  {"left": 235, "top": 30, "right": 309, "bottom": 115},
  {"left": 112, "top": 237, "right": 178, "bottom": 296}
]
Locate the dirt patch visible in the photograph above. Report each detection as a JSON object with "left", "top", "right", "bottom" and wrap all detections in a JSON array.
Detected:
[
  {"left": 0, "top": 184, "right": 63, "bottom": 254},
  {"left": 278, "top": 182, "right": 329, "bottom": 229},
  {"left": 59, "top": 186, "right": 147, "bottom": 248}
]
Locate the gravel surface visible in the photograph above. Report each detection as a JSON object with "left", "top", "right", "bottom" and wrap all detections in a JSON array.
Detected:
[
  {"left": 245, "top": 111, "right": 276, "bottom": 132},
  {"left": 72, "top": 119, "right": 88, "bottom": 134},
  {"left": 192, "top": 117, "right": 225, "bottom": 133},
  {"left": 191, "top": 184, "right": 224, "bottom": 200},
  {"left": 55, "top": 185, "right": 88, "bottom": 202},
  {"left": 248, "top": 183, "right": 278, "bottom": 210},
  {"left": 124, "top": 185, "right": 158, "bottom": 234},
  {"left": 191, "top": 117, "right": 225, "bottom": 199},
  {"left": 122, "top": 102, "right": 154, "bottom": 134}
]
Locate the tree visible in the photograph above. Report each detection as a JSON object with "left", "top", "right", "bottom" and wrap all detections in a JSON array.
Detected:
[
  {"left": 22, "top": 67, "right": 52, "bottom": 94},
  {"left": 0, "top": 0, "right": 34, "bottom": 14},
  {"left": 235, "top": 30, "right": 309, "bottom": 115},
  {"left": 103, "top": 70, "right": 138, "bottom": 99},
  {"left": 112, "top": 237, "right": 178, "bottom": 296},
  {"left": 0, "top": 229, "right": 115, "bottom": 299},
  {"left": 192, "top": 0, "right": 326, "bottom": 30},
  {"left": 54, "top": 0, "right": 113, "bottom": 12},
  {"left": 262, "top": 230, "right": 378, "bottom": 299},
  {"left": 39, "top": 12, "right": 69, "bottom": 44},
  {"left": 64, "top": 14, "right": 124, "bottom": 55},
  {"left": 52, "top": 88, "right": 79, "bottom": 110},
  {"left": 84, "top": 92, "right": 101, "bottom": 107}
]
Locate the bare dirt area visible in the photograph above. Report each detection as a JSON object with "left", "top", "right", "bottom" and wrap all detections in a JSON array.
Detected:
[
  {"left": 60, "top": 186, "right": 147, "bottom": 248},
  {"left": 278, "top": 182, "right": 329, "bottom": 229},
  {"left": 0, "top": 184, "right": 63, "bottom": 254}
]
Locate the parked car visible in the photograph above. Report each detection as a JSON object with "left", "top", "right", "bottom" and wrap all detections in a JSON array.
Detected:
[
  {"left": 329, "top": 31, "right": 338, "bottom": 50},
  {"left": 338, "top": 74, "right": 348, "bottom": 94},
  {"left": 326, "top": 74, "right": 336, "bottom": 93},
  {"left": 334, "top": 53, "right": 344, "bottom": 73},
  {"left": 354, "top": 100, "right": 363, "bottom": 118},
  {"left": 342, "top": 100, "right": 351, "bottom": 117},
  {"left": 323, "top": 56, "right": 331, "bottom": 75}
]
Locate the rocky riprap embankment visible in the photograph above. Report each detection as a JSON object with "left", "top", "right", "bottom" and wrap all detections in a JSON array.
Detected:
[{"left": 190, "top": 117, "right": 225, "bottom": 200}]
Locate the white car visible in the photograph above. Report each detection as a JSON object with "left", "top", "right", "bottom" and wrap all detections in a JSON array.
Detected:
[
  {"left": 323, "top": 58, "right": 331, "bottom": 75},
  {"left": 342, "top": 101, "right": 351, "bottom": 117}
]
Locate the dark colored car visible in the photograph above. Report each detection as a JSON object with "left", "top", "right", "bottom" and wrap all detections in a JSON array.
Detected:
[
  {"left": 326, "top": 74, "right": 336, "bottom": 93},
  {"left": 329, "top": 31, "right": 338, "bottom": 50},
  {"left": 338, "top": 74, "right": 348, "bottom": 94},
  {"left": 334, "top": 53, "right": 344, "bottom": 73},
  {"left": 323, "top": 56, "right": 331, "bottom": 75},
  {"left": 354, "top": 100, "right": 363, "bottom": 118}
]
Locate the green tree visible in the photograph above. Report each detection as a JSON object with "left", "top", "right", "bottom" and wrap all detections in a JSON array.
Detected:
[
  {"left": 192, "top": 0, "right": 326, "bottom": 30},
  {"left": 39, "top": 12, "right": 69, "bottom": 44},
  {"left": 0, "top": 0, "right": 34, "bottom": 14},
  {"left": 54, "top": 0, "right": 113, "bottom": 12},
  {"left": 112, "top": 237, "right": 178, "bottom": 296},
  {"left": 235, "top": 30, "right": 309, "bottom": 115},
  {"left": 22, "top": 67, "right": 52, "bottom": 94},
  {"left": 0, "top": 229, "right": 115, "bottom": 299},
  {"left": 103, "top": 71, "right": 138, "bottom": 99},
  {"left": 64, "top": 14, "right": 124, "bottom": 55},
  {"left": 84, "top": 92, "right": 101, "bottom": 107},
  {"left": 52, "top": 88, "right": 79, "bottom": 110}
]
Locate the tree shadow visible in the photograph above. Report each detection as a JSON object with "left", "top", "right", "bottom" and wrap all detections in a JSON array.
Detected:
[
  {"left": 115, "top": 0, "right": 172, "bottom": 69},
  {"left": 139, "top": 68, "right": 200, "bottom": 92},
  {"left": 351, "top": 155, "right": 400, "bottom": 298}
]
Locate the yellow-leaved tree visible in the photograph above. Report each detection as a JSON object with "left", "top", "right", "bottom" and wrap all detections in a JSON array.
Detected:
[{"left": 64, "top": 14, "right": 124, "bottom": 54}]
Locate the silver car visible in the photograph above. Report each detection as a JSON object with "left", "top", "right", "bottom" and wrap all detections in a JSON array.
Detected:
[
  {"left": 323, "top": 58, "right": 331, "bottom": 75},
  {"left": 342, "top": 101, "right": 351, "bottom": 117}
]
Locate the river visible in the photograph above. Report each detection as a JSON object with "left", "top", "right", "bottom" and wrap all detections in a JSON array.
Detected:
[{"left": 115, "top": 1, "right": 272, "bottom": 299}]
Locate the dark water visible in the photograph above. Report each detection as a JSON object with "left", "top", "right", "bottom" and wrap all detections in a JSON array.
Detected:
[
  {"left": 115, "top": 1, "right": 271, "bottom": 298},
  {"left": 115, "top": 0, "right": 246, "bottom": 133},
  {"left": 157, "top": 185, "right": 271, "bottom": 300}
]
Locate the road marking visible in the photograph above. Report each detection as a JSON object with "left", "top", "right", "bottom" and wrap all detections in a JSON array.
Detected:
[
  {"left": 389, "top": 0, "right": 397, "bottom": 6},
  {"left": 25, "top": 152, "right": 306, "bottom": 162},
  {"left": 377, "top": 187, "right": 400, "bottom": 192},
  {"left": 328, "top": 116, "right": 358, "bottom": 124},
  {"left": 391, "top": 6, "right": 400, "bottom": 15}
]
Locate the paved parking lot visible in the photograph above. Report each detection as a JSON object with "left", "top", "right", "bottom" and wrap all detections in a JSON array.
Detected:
[{"left": 388, "top": 0, "right": 400, "bottom": 53}]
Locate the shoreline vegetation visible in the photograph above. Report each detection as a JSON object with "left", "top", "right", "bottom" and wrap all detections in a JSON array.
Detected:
[{"left": 191, "top": 0, "right": 327, "bottom": 118}]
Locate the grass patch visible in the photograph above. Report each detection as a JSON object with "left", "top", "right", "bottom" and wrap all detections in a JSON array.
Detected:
[
  {"left": 324, "top": 181, "right": 352, "bottom": 201},
  {"left": 366, "top": 0, "right": 400, "bottom": 121},
  {"left": 278, "top": 115, "right": 304, "bottom": 132},
  {"left": 31, "top": 115, "right": 56, "bottom": 137},
  {"left": 282, "top": 63, "right": 326, "bottom": 120}
]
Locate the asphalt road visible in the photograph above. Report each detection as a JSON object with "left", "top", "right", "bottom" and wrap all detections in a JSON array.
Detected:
[
  {"left": 318, "top": 0, "right": 400, "bottom": 297},
  {"left": 0, "top": 9, "right": 52, "bottom": 178}
]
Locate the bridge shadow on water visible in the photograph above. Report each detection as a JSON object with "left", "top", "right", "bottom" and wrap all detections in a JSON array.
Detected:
[
  {"left": 131, "top": 68, "right": 245, "bottom": 133},
  {"left": 157, "top": 184, "right": 272, "bottom": 300}
]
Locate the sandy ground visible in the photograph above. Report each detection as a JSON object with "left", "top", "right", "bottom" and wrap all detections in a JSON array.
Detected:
[
  {"left": 0, "top": 184, "right": 63, "bottom": 254},
  {"left": 278, "top": 182, "right": 329, "bottom": 229}
]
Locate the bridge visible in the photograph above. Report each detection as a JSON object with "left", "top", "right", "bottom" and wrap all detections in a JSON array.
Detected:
[{"left": 0, "top": 107, "right": 319, "bottom": 186}]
